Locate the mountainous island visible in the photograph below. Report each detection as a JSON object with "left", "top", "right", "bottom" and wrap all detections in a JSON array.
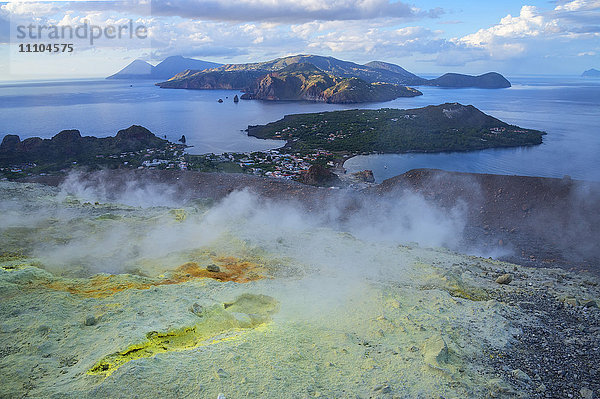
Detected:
[
  {"left": 247, "top": 103, "right": 544, "bottom": 155},
  {"left": 582, "top": 68, "right": 600, "bottom": 78},
  {"left": 155, "top": 54, "right": 511, "bottom": 104},
  {"left": 107, "top": 56, "right": 222, "bottom": 80},
  {"left": 426, "top": 72, "right": 511, "bottom": 88}
]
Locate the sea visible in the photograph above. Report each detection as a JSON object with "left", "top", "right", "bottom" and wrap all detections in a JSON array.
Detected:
[{"left": 0, "top": 76, "right": 599, "bottom": 181}]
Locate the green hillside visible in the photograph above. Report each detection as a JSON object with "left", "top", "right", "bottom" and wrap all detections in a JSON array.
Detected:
[{"left": 247, "top": 103, "right": 545, "bottom": 154}]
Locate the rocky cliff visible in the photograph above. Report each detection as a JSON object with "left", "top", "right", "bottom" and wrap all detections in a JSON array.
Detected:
[{"left": 239, "top": 63, "right": 421, "bottom": 103}]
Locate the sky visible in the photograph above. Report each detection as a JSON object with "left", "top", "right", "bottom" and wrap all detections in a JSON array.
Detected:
[{"left": 0, "top": 0, "right": 599, "bottom": 79}]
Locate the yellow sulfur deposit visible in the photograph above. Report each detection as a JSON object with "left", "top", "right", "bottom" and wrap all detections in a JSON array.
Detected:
[
  {"left": 88, "top": 294, "right": 278, "bottom": 377},
  {"left": 169, "top": 209, "right": 187, "bottom": 222},
  {"left": 416, "top": 263, "right": 490, "bottom": 301},
  {"left": 43, "top": 256, "right": 269, "bottom": 298}
]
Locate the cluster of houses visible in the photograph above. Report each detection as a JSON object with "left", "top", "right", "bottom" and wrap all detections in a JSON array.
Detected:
[
  {"left": 0, "top": 163, "right": 36, "bottom": 174},
  {"left": 1, "top": 141, "right": 335, "bottom": 182},
  {"left": 237, "top": 149, "right": 336, "bottom": 180},
  {"left": 182, "top": 149, "right": 335, "bottom": 180},
  {"left": 93, "top": 145, "right": 189, "bottom": 171}
]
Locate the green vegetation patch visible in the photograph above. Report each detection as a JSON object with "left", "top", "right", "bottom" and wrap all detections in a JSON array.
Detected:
[{"left": 247, "top": 103, "right": 545, "bottom": 155}]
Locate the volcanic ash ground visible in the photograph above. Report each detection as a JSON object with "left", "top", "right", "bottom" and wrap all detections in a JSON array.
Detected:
[{"left": 0, "top": 181, "right": 598, "bottom": 398}]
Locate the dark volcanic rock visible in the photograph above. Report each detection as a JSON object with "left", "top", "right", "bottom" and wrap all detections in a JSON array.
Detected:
[
  {"left": 52, "top": 130, "right": 85, "bottom": 156},
  {"left": 373, "top": 169, "right": 600, "bottom": 274},
  {"left": 53, "top": 129, "right": 82, "bottom": 143},
  {"left": 20, "top": 137, "right": 43, "bottom": 151},
  {"left": 115, "top": 125, "right": 153, "bottom": 141},
  {"left": 114, "top": 125, "right": 166, "bottom": 151},
  {"left": 0, "top": 125, "right": 172, "bottom": 168},
  {"left": 206, "top": 264, "right": 221, "bottom": 273},
  {"left": 0, "top": 135, "right": 21, "bottom": 151},
  {"left": 299, "top": 164, "right": 342, "bottom": 187},
  {"left": 351, "top": 170, "right": 375, "bottom": 183}
]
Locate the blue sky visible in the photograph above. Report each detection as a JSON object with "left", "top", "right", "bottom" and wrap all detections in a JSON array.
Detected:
[{"left": 0, "top": 0, "right": 599, "bottom": 79}]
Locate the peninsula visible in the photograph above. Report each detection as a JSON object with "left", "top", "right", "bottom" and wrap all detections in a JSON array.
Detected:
[{"left": 246, "top": 103, "right": 544, "bottom": 155}]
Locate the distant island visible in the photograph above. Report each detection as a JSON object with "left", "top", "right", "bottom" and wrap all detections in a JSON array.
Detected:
[
  {"left": 247, "top": 103, "right": 544, "bottom": 155},
  {"left": 582, "top": 68, "right": 600, "bottom": 78},
  {"left": 426, "top": 72, "right": 511, "bottom": 89},
  {"left": 155, "top": 54, "right": 511, "bottom": 104},
  {"left": 107, "top": 56, "right": 222, "bottom": 80}
]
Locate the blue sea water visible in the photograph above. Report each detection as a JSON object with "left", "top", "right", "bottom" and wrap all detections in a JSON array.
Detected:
[
  {"left": 0, "top": 76, "right": 599, "bottom": 181},
  {"left": 344, "top": 76, "right": 600, "bottom": 182}
]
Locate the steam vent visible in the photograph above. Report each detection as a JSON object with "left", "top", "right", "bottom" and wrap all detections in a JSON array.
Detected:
[{"left": 1, "top": 177, "right": 599, "bottom": 398}]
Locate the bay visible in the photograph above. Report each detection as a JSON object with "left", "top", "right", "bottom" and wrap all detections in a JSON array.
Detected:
[{"left": 344, "top": 76, "right": 600, "bottom": 182}]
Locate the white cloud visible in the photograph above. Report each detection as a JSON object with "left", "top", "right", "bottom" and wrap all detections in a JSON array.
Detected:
[
  {"left": 1, "top": 2, "right": 59, "bottom": 17},
  {"left": 147, "top": 0, "right": 434, "bottom": 22},
  {"left": 289, "top": 19, "right": 442, "bottom": 57},
  {"left": 1, "top": 0, "right": 598, "bottom": 74},
  {"left": 459, "top": 6, "right": 557, "bottom": 47},
  {"left": 454, "top": 3, "right": 599, "bottom": 61},
  {"left": 555, "top": 0, "right": 600, "bottom": 11}
]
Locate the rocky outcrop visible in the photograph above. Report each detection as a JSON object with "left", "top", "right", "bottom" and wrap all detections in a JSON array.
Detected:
[
  {"left": 0, "top": 125, "right": 173, "bottom": 166},
  {"left": 114, "top": 125, "right": 167, "bottom": 151},
  {"left": 373, "top": 168, "right": 600, "bottom": 273},
  {"left": 299, "top": 164, "right": 342, "bottom": 187},
  {"left": 350, "top": 170, "right": 375, "bottom": 183},
  {"left": 0, "top": 135, "right": 21, "bottom": 152}
]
